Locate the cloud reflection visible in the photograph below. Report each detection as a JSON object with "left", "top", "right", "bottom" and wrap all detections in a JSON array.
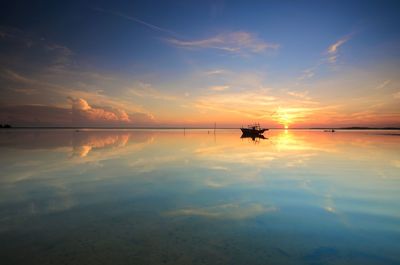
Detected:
[{"left": 165, "top": 202, "right": 276, "bottom": 220}]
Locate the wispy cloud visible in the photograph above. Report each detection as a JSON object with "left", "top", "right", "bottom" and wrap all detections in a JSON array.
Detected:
[
  {"left": 203, "top": 69, "right": 228, "bottom": 76},
  {"left": 0, "top": 26, "right": 73, "bottom": 68},
  {"left": 287, "top": 90, "right": 311, "bottom": 100},
  {"left": 195, "top": 90, "right": 275, "bottom": 118},
  {"left": 93, "top": 7, "right": 177, "bottom": 36},
  {"left": 297, "top": 34, "right": 353, "bottom": 80},
  {"left": 209, "top": 85, "right": 229, "bottom": 91},
  {"left": 128, "top": 82, "right": 177, "bottom": 100},
  {"left": 1, "top": 69, "right": 36, "bottom": 84},
  {"left": 327, "top": 35, "right": 351, "bottom": 63},
  {"left": 298, "top": 68, "right": 315, "bottom": 80},
  {"left": 328, "top": 38, "right": 348, "bottom": 54},
  {"left": 374, "top": 79, "right": 391, "bottom": 90},
  {"left": 165, "top": 203, "right": 275, "bottom": 220},
  {"left": 166, "top": 31, "right": 279, "bottom": 55}
]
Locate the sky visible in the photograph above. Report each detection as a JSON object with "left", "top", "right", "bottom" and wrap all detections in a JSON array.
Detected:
[{"left": 0, "top": 0, "right": 399, "bottom": 128}]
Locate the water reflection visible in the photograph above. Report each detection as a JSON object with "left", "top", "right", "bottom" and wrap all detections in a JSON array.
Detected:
[
  {"left": 0, "top": 129, "right": 399, "bottom": 264},
  {"left": 240, "top": 133, "right": 267, "bottom": 143}
]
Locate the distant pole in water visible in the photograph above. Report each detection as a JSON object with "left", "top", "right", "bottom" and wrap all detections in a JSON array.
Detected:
[
  {"left": 214, "top": 122, "right": 216, "bottom": 134},
  {"left": 184, "top": 127, "right": 185, "bottom": 136}
]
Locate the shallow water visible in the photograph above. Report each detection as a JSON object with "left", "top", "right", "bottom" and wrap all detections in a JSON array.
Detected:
[{"left": 0, "top": 129, "right": 399, "bottom": 265}]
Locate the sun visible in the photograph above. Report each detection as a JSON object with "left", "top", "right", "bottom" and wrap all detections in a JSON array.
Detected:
[{"left": 284, "top": 125, "right": 289, "bottom": 129}]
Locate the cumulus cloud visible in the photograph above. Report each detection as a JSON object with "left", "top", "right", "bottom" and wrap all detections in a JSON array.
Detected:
[
  {"left": 68, "top": 97, "right": 131, "bottom": 123},
  {"left": 166, "top": 31, "right": 279, "bottom": 55},
  {"left": 69, "top": 97, "right": 91, "bottom": 111},
  {"left": 0, "top": 98, "right": 155, "bottom": 127}
]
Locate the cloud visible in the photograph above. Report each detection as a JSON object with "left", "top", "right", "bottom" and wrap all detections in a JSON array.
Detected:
[
  {"left": 298, "top": 34, "right": 353, "bottom": 80},
  {"left": 11, "top": 88, "right": 38, "bottom": 95},
  {"left": 298, "top": 68, "right": 315, "bottom": 80},
  {"left": 1, "top": 69, "right": 36, "bottom": 84},
  {"left": 69, "top": 97, "right": 91, "bottom": 111},
  {"left": 128, "top": 82, "right": 177, "bottom": 100},
  {"left": 287, "top": 90, "right": 311, "bottom": 100},
  {"left": 192, "top": 85, "right": 342, "bottom": 127},
  {"left": 93, "top": 7, "right": 177, "bottom": 36},
  {"left": 203, "top": 69, "right": 228, "bottom": 76},
  {"left": 0, "top": 98, "right": 155, "bottom": 127},
  {"left": 165, "top": 203, "right": 276, "bottom": 220},
  {"left": 195, "top": 89, "right": 278, "bottom": 118},
  {"left": 68, "top": 97, "right": 131, "bottom": 122},
  {"left": 166, "top": 31, "right": 279, "bottom": 54},
  {"left": 209, "top": 85, "right": 229, "bottom": 91},
  {"left": 328, "top": 38, "right": 348, "bottom": 54},
  {"left": 394, "top": 91, "right": 400, "bottom": 99},
  {"left": 0, "top": 26, "right": 74, "bottom": 73},
  {"left": 327, "top": 36, "right": 351, "bottom": 63},
  {"left": 375, "top": 79, "right": 391, "bottom": 90}
]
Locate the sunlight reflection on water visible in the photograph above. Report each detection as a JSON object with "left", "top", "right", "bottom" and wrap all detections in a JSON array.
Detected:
[{"left": 0, "top": 129, "right": 399, "bottom": 264}]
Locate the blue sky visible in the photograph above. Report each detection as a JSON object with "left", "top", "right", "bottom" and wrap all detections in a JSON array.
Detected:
[{"left": 0, "top": 0, "right": 399, "bottom": 127}]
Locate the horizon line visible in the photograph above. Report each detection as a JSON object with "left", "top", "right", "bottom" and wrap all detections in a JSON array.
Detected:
[{"left": 1, "top": 126, "right": 400, "bottom": 130}]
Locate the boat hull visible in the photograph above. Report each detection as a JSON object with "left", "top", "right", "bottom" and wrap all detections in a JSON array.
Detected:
[{"left": 240, "top": 128, "right": 268, "bottom": 135}]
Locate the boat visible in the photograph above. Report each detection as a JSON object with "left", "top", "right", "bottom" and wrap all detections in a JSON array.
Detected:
[{"left": 240, "top": 123, "right": 268, "bottom": 135}]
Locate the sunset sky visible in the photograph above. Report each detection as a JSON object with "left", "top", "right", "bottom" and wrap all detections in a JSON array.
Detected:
[{"left": 0, "top": 0, "right": 399, "bottom": 128}]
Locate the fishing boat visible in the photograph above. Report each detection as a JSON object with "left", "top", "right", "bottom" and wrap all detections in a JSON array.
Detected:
[{"left": 240, "top": 123, "right": 268, "bottom": 135}]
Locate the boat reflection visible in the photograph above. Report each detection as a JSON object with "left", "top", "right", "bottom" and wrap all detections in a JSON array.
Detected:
[{"left": 241, "top": 133, "right": 268, "bottom": 142}]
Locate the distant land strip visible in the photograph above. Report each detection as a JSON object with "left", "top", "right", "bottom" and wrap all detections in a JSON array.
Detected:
[{"left": 1, "top": 126, "right": 400, "bottom": 130}]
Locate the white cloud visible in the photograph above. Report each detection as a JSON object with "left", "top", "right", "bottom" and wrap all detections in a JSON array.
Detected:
[
  {"left": 328, "top": 37, "right": 349, "bottom": 54},
  {"left": 327, "top": 36, "right": 351, "bottom": 63},
  {"left": 166, "top": 31, "right": 279, "bottom": 55}
]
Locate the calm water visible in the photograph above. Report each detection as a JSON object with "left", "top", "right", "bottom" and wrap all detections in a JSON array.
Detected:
[{"left": 0, "top": 129, "right": 399, "bottom": 265}]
